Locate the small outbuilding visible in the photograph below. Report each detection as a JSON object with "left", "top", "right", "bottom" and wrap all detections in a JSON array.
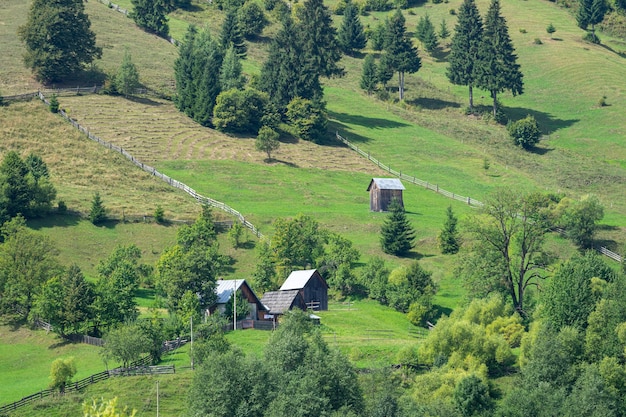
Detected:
[
  {"left": 260, "top": 290, "right": 307, "bottom": 318},
  {"left": 213, "top": 279, "right": 267, "bottom": 320},
  {"left": 367, "top": 178, "right": 405, "bottom": 212},
  {"left": 280, "top": 269, "right": 328, "bottom": 311}
]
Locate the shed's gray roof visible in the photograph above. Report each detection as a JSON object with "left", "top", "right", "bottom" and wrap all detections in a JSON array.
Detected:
[
  {"left": 215, "top": 279, "right": 244, "bottom": 304},
  {"left": 261, "top": 290, "right": 301, "bottom": 314},
  {"left": 280, "top": 269, "right": 319, "bottom": 291},
  {"left": 367, "top": 178, "right": 405, "bottom": 191}
]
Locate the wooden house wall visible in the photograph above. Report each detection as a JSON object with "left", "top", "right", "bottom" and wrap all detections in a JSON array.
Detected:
[
  {"left": 370, "top": 185, "right": 404, "bottom": 212},
  {"left": 301, "top": 274, "right": 328, "bottom": 311}
]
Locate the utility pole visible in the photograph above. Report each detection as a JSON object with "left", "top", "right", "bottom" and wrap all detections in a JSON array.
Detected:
[
  {"left": 156, "top": 380, "right": 159, "bottom": 417},
  {"left": 233, "top": 281, "right": 237, "bottom": 331}
]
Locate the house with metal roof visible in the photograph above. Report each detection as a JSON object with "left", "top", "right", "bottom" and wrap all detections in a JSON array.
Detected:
[
  {"left": 279, "top": 269, "right": 328, "bottom": 311},
  {"left": 367, "top": 178, "right": 405, "bottom": 212},
  {"left": 213, "top": 279, "right": 267, "bottom": 320}
]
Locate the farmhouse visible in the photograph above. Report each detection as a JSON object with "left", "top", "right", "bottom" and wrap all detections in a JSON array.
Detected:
[
  {"left": 279, "top": 269, "right": 328, "bottom": 311},
  {"left": 213, "top": 279, "right": 267, "bottom": 320},
  {"left": 367, "top": 178, "right": 405, "bottom": 212}
]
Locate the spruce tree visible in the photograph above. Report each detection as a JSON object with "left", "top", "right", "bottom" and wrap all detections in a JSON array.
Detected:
[
  {"left": 447, "top": 0, "right": 483, "bottom": 111},
  {"left": 297, "top": 0, "right": 344, "bottom": 78},
  {"left": 18, "top": 0, "right": 102, "bottom": 83},
  {"left": 220, "top": 8, "right": 247, "bottom": 58},
  {"left": 338, "top": 2, "right": 367, "bottom": 55},
  {"left": 360, "top": 54, "right": 378, "bottom": 95},
  {"left": 89, "top": 192, "right": 107, "bottom": 225},
  {"left": 130, "top": 0, "right": 170, "bottom": 37},
  {"left": 416, "top": 14, "right": 435, "bottom": 43},
  {"left": 238, "top": 1, "right": 269, "bottom": 39},
  {"left": 380, "top": 199, "right": 415, "bottom": 256},
  {"left": 438, "top": 206, "right": 459, "bottom": 254},
  {"left": 259, "top": 17, "right": 320, "bottom": 108},
  {"left": 192, "top": 29, "right": 224, "bottom": 126},
  {"left": 115, "top": 50, "right": 140, "bottom": 98},
  {"left": 383, "top": 10, "right": 421, "bottom": 101},
  {"left": 439, "top": 19, "right": 450, "bottom": 40},
  {"left": 475, "top": 0, "right": 523, "bottom": 117},
  {"left": 174, "top": 25, "right": 198, "bottom": 117},
  {"left": 578, "top": 0, "right": 607, "bottom": 42},
  {"left": 220, "top": 46, "right": 245, "bottom": 91}
]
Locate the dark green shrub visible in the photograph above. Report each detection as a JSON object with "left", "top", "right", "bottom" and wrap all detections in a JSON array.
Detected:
[
  {"left": 49, "top": 94, "right": 59, "bottom": 113},
  {"left": 507, "top": 115, "right": 541, "bottom": 149},
  {"left": 57, "top": 200, "right": 67, "bottom": 214},
  {"left": 534, "top": 37, "right": 543, "bottom": 44},
  {"left": 154, "top": 205, "right": 165, "bottom": 223}
]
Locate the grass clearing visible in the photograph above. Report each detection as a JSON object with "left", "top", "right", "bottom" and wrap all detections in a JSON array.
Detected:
[{"left": 0, "top": 321, "right": 118, "bottom": 404}]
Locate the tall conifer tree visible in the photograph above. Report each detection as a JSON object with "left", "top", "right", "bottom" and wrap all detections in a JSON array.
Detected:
[
  {"left": 475, "top": 0, "right": 523, "bottom": 117},
  {"left": 297, "top": 0, "right": 344, "bottom": 79},
  {"left": 130, "top": 0, "right": 170, "bottom": 37},
  {"left": 360, "top": 54, "right": 378, "bottom": 95},
  {"left": 383, "top": 10, "right": 421, "bottom": 101},
  {"left": 220, "top": 8, "right": 247, "bottom": 58},
  {"left": 447, "top": 0, "right": 483, "bottom": 111},
  {"left": 380, "top": 199, "right": 416, "bottom": 257},
  {"left": 192, "top": 29, "right": 224, "bottom": 126},
  {"left": 338, "top": 2, "right": 367, "bottom": 55},
  {"left": 259, "top": 17, "right": 320, "bottom": 108},
  {"left": 174, "top": 25, "right": 198, "bottom": 117},
  {"left": 220, "top": 47, "right": 245, "bottom": 91}
]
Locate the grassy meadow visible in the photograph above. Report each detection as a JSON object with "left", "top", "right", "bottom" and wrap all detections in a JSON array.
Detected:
[{"left": 1, "top": 0, "right": 626, "bottom": 409}]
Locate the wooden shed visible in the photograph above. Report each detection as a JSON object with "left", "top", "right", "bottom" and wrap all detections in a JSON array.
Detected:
[
  {"left": 260, "top": 290, "right": 307, "bottom": 317},
  {"left": 367, "top": 178, "right": 405, "bottom": 212},
  {"left": 280, "top": 269, "right": 328, "bottom": 311}
]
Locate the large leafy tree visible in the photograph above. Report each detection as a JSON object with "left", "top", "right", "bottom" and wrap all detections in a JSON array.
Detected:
[
  {"left": 18, "top": 0, "right": 102, "bottom": 83},
  {"left": 32, "top": 264, "right": 95, "bottom": 336},
  {"left": 0, "top": 216, "right": 61, "bottom": 318},
  {"left": 156, "top": 208, "right": 224, "bottom": 315},
  {"left": 383, "top": 10, "right": 421, "bottom": 100},
  {"left": 270, "top": 214, "right": 325, "bottom": 276},
  {"left": 338, "top": 1, "right": 367, "bottom": 55},
  {"left": 475, "top": 0, "right": 523, "bottom": 117},
  {"left": 447, "top": 0, "right": 483, "bottom": 111},
  {"left": 115, "top": 50, "right": 141, "bottom": 98},
  {"left": 542, "top": 251, "right": 614, "bottom": 331},
  {"left": 380, "top": 198, "right": 416, "bottom": 256},
  {"left": 559, "top": 195, "right": 604, "bottom": 249},
  {"left": 464, "top": 190, "right": 552, "bottom": 315},
  {"left": 101, "top": 322, "right": 150, "bottom": 368},
  {"left": 130, "top": 0, "right": 170, "bottom": 37}
]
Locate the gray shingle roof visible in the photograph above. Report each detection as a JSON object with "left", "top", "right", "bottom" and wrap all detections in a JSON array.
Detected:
[
  {"left": 261, "top": 290, "right": 301, "bottom": 314},
  {"left": 280, "top": 269, "right": 318, "bottom": 291},
  {"left": 367, "top": 178, "right": 405, "bottom": 191}
]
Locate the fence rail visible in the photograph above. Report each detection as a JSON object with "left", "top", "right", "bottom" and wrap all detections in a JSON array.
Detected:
[
  {"left": 336, "top": 131, "right": 624, "bottom": 263},
  {"left": 37, "top": 92, "right": 262, "bottom": 238}
]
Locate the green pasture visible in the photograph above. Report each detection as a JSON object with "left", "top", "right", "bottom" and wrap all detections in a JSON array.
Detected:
[
  {"left": 0, "top": 321, "right": 117, "bottom": 404},
  {"left": 3, "top": 370, "right": 194, "bottom": 417}
]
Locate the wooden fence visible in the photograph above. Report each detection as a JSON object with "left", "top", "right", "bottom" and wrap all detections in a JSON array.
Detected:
[
  {"left": 37, "top": 92, "right": 263, "bottom": 238},
  {"left": 95, "top": 0, "right": 178, "bottom": 45},
  {"left": 336, "top": 131, "right": 624, "bottom": 263},
  {"left": 336, "top": 132, "right": 483, "bottom": 207}
]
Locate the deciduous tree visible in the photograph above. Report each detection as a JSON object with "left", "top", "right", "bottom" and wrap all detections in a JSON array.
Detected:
[
  {"left": 18, "top": 0, "right": 102, "bottom": 83},
  {"left": 559, "top": 195, "right": 604, "bottom": 249},
  {"left": 101, "top": 322, "right": 150, "bottom": 368},
  {"left": 255, "top": 126, "right": 281, "bottom": 161},
  {"left": 49, "top": 357, "right": 76, "bottom": 393}
]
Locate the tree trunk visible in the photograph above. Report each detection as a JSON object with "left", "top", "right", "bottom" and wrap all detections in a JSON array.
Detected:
[
  {"left": 469, "top": 85, "right": 474, "bottom": 112},
  {"left": 492, "top": 90, "right": 497, "bottom": 117}
]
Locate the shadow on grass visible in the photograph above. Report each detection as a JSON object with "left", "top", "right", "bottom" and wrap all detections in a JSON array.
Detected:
[
  {"left": 407, "top": 97, "right": 460, "bottom": 111},
  {"left": 429, "top": 48, "right": 450, "bottom": 63},
  {"left": 504, "top": 106, "right": 579, "bottom": 135},
  {"left": 527, "top": 144, "right": 554, "bottom": 156},
  {"left": 598, "top": 42, "right": 626, "bottom": 58},
  {"left": 266, "top": 158, "right": 298, "bottom": 168},
  {"left": 328, "top": 110, "right": 411, "bottom": 131},
  {"left": 431, "top": 304, "right": 453, "bottom": 321},
  {"left": 126, "top": 96, "right": 163, "bottom": 106},
  {"left": 237, "top": 240, "right": 256, "bottom": 250},
  {"left": 48, "top": 339, "right": 73, "bottom": 350},
  {"left": 28, "top": 214, "right": 81, "bottom": 230}
]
